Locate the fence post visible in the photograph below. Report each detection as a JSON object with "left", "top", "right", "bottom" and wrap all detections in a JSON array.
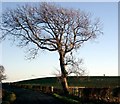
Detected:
[
  {"left": 78, "top": 88, "right": 82, "bottom": 98},
  {"left": 51, "top": 86, "right": 54, "bottom": 93}
]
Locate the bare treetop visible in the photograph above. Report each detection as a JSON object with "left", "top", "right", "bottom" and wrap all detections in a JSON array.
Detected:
[
  {"left": 0, "top": 65, "right": 6, "bottom": 81},
  {"left": 1, "top": 2, "right": 102, "bottom": 59}
]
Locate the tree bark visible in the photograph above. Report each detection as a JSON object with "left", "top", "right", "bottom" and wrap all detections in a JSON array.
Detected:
[{"left": 59, "top": 52, "right": 69, "bottom": 95}]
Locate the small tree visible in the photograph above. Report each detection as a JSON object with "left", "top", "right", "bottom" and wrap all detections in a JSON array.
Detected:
[
  {"left": 0, "top": 65, "right": 6, "bottom": 81},
  {"left": 0, "top": 3, "right": 102, "bottom": 94}
]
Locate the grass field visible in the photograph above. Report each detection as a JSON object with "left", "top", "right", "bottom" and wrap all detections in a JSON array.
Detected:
[{"left": 14, "top": 76, "right": 120, "bottom": 88}]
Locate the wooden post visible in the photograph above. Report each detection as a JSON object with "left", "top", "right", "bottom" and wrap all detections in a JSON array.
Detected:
[{"left": 51, "top": 86, "right": 54, "bottom": 93}]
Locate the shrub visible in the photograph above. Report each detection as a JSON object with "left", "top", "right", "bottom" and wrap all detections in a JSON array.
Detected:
[
  {"left": 7, "top": 92, "right": 16, "bottom": 103},
  {"left": 112, "top": 87, "right": 120, "bottom": 97},
  {"left": 2, "top": 101, "right": 10, "bottom": 104},
  {"left": 2, "top": 90, "right": 16, "bottom": 103}
]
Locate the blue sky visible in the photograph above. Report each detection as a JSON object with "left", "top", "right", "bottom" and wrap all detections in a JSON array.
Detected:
[
  {"left": 1, "top": 0, "right": 119, "bottom": 2},
  {"left": 0, "top": 2, "right": 118, "bottom": 82}
]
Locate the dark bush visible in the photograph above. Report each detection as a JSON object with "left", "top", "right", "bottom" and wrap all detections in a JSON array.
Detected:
[
  {"left": 112, "top": 87, "right": 120, "bottom": 97},
  {"left": 2, "top": 89, "right": 16, "bottom": 103}
]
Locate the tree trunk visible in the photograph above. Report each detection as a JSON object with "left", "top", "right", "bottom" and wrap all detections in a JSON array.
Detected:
[{"left": 59, "top": 52, "right": 69, "bottom": 95}]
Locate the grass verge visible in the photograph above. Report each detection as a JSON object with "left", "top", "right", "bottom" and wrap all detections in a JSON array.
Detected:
[{"left": 53, "top": 93, "right": 80, "bottom": 104}]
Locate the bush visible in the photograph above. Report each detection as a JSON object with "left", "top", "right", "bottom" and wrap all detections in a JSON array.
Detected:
[
  {"left": 2, "top": 101, "right": 10, "bottom": 104},
  {"left": 112, "top": 87, "right": 120, "bottom": 97},
  {"left": 6, "top": 92, "right": 16, "bottom": 103},
  {"left": 2, "top": 90, "right": 16, "bottom": 103}
]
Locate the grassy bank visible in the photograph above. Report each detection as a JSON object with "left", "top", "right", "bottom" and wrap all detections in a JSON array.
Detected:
[{"left": 14, "top": 76, "right": 120, "bottom": 88}]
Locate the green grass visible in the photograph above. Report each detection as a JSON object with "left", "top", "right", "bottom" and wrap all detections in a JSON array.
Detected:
[
  {"left": 53, "top": 93, "right": 79, "bottom": 104},
  {"left": 14, "top": 76, "right": 120, "bottom": 88}
]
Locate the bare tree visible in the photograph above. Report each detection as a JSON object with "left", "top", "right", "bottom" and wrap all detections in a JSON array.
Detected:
[
  {"left": 54, "top": 52, "right": 85, "bottom": 76},
  {"left": 0, "top": 3, "right": 102, "bottom": 94},
  {"left": 0, "top": 65, "right": 6, "bottom": 81},
  {"left": 53, "top": 53, "right": 86, "bottom": 87},
  {"left": 65, "top": 52, "right": 86, "bottom": 76}
]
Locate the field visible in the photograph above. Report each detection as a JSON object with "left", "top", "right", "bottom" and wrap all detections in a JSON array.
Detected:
[{"left": 14, "top": 76, "right": 120, "bottom": 88}]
